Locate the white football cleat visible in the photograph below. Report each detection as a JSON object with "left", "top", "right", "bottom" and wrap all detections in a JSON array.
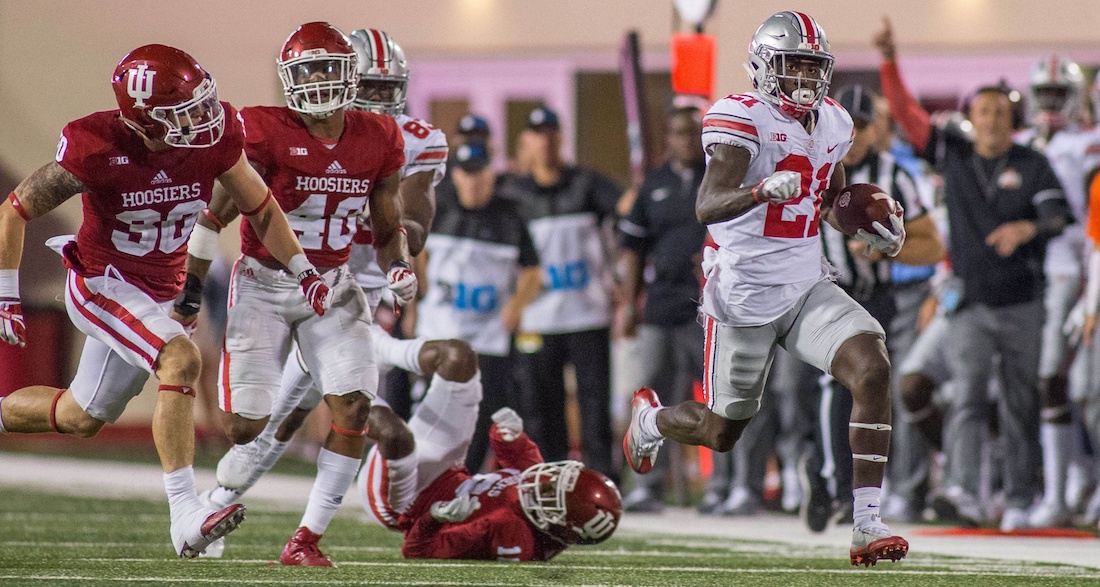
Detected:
[
  {"left": 199, "top": 537, "right": 225, "bottom": 558},
  {"left": 1028, "top": 500, "right": 1072, "bottom": 528},
  {"left": 171, "top": 504, "right": 246, "bottom": 559},
  {"left": 216, "top": 441, "right": 265, "bottom": 490},
  {"left": 850, "top": 520, "right": 908, "bottom": 567},
  {"left": 622, "top": 387, "right": 664, "bottom": 474}
]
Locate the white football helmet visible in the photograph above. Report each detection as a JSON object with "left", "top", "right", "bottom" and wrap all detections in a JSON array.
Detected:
[
  {"left": 1027, "top": 55, "right": 1084, "bottom": 132},
  {"left": 348, "top": 29, "right": 409, "bottom": 116},
  {"left": 744, "top": 11, "right": 834, "bottom": 118}
]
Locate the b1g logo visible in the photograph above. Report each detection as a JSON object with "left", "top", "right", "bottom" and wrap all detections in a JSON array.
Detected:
[{"left": 127, "top": 64, "right": 157, "bottom": 107}]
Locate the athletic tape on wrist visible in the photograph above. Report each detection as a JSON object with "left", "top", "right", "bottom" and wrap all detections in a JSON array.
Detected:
[
  {"left": 287, "top": 254, "right": 314, "bottom": 278},
  {"left": 187, "top": 223, "right": 220, "bottom": 261},
  {"left": 0, "top": 269, "right": 19, "bottom": 299}
]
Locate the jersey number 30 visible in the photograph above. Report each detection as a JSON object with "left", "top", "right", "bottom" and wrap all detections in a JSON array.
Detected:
[{"left": 762, "top": 154, "right": 831, "bottom": 239}]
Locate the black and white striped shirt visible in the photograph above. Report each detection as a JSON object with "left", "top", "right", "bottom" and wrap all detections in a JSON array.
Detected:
[{"left": 820, "top": 150, "right": 925, "bottom": 301}]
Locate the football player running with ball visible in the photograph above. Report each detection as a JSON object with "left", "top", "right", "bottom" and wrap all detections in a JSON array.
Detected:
[
  {"left": 622, "top": 11, "right": 908, "bottom": 566},
  {"left": 0, "top": 45, "right": 325, "bottom": 558}
]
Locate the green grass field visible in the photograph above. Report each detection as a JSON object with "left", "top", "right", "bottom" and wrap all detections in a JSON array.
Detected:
[{"left": 2, "top": 488, "right": 1100, "bottom": 587}]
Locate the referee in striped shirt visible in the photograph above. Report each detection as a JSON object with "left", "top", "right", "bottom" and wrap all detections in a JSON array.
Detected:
[{"left": 803, "top": 84, "right": 945, "bottom": 530}]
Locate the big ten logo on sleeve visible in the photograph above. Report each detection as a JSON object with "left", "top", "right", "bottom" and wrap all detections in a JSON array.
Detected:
[
  {"left": 546, "top": 260, "right": 589, "bottom": 291},
  {"left": 438, "top": 281, "right": 499, "bottom": 312}
]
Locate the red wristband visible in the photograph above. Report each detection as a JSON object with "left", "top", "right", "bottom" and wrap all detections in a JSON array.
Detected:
[
  {"left": 331, "top": 422, "right": 369, "bottom": 438},
  {"left": 7, "top": 192, "right": 31, "bottom": 221},
  {"left": 240, "top": 189, "right": 273, "bottom": 217},
  {"left": 201, "top": 208, "right": 226, "bottom": 229}
]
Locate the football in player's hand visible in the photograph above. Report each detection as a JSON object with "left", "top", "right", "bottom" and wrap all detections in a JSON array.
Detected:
[{"left": 833, "top": 183, "right": 896, "bottom": 238}]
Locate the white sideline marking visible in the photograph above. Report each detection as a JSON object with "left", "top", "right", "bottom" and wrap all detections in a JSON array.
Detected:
[{"left": 73, "top": 559, "right": 1100, "bottom": 579}]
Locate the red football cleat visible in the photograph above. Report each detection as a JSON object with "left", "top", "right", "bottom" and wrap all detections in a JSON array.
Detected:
[
  {"left": 280, "top": 526, "right": 334, "bottom": 567},
  {"left": 623, "top": 387, "right": 665, "bottom": 474}
]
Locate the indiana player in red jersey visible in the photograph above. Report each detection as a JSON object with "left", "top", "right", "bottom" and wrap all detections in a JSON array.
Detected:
[
  {"left": 186, "top": 22, "right": 413, "bottom": 567},
  {"left": 357, "top": 388, "right": 620, "bottom": 561},
  {"left": 622, "top": 12, "right": 908, "bottom": 566},
  {"left": 0, "top": 44, "right": 324, "bottom": 558},
  {"left": 193, "top": 29, "right": 478, "bottom": 560}
]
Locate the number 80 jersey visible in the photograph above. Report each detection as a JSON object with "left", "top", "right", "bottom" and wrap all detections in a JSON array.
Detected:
[{"left": 700, "top": 92, "right": 853, "bottom": 326}]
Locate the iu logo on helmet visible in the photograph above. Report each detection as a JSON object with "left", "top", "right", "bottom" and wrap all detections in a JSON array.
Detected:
[
  {"left": 127, "top": 64, "right": 157, "bottom": 108},
  {"left": 572, "top": 510, "right": 616, "bottom": 541}
]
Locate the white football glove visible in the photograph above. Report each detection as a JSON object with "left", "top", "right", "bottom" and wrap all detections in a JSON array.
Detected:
[
  {"left": 0, "top": 270, "right": 25, "bottom": 348},
  {"left": 429, "top": 494, "right": 481, "bottom": 523},
  {"left": 855, "top": 204, "right": 906, "bottom": 257},
  {"left": 491, "top": 407, "right": 524, "bottom": 442},
  {"left": 387, "top": 261, "right": 417, "bottom": 308},
  {"left": 752, "top": 170, "right": 802, "bottom": 204},
  {"left": 1063, "top": 297, "right": 1087, "bottom": 346}
]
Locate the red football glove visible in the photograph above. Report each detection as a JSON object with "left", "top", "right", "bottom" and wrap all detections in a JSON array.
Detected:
[
  {"left": 298, "top": 269, "right": 331, "bottom": 317},
  {"left": 0, "top": 298, "right": 26, "bottom": 348}
]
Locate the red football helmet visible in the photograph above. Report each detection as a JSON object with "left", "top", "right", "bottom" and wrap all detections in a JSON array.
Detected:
[
  {"left": 517, "top": 460, "right": 622, "bottom": 546},
  {"left": 277, "top": 22, "right": 358, "bottom": 118},
  {"left": 111, "top": 44, "right": 224, "bottom": 148}
]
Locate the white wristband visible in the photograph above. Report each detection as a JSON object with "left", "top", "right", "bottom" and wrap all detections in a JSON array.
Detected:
[
  {"left": 287, "top": 253, "right": 314, "bottom": 278},
  {"left": 187, "top": 223, "right": 220, "bottom": 261},
  {"left": 1087, "top": 248, "right": 1100, "bottom": 314},
  {"left": 0, "top": 269, "right": 18, "bottom": 298}
]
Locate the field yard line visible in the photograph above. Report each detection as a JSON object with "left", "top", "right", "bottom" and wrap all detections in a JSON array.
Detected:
[
  {"left": 75, "top": 559, "right": 1100, "bottom": 579},
  {"left": 2, "top": 453, "right": 1097, "bottom": 571}
]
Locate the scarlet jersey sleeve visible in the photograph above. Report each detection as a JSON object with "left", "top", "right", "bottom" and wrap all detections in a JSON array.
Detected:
[
  {"left": 702, "top": 94, "right": 763, "bottom": 160},
  {"left": 489, "top": 425, "right": 544, "bottom": 471},
  {"left": 402, "top": 507, "right": 539, "bottom": 561},
  {"left": 239, "top": 107, "right": 274, "bottom": 174},
  {"left": 56, "top": 117, "right": 111, "bottom": 189},
  {"left": 212, "top": 103, "right": 246, "bottom": 176}
]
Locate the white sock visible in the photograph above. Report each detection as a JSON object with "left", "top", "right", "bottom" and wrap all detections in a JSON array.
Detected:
[
  {"left": 852, "top": 486, "right": 882, "bottom": 527},
  {"left": 207, "top": 486, "right": 241, "bottom": 509},
  {"left": 1040, "top": 422, "right": 1070, "bottom": 507},
  {"left": 639, "top": 406, "right": 664, "bottom": 442},
  {"left": 241, "top": 439, "right": 290, "bottom": 493},
  {"left": 164, "top": 466, "right": 203, "bottom": 517},
  {"left": 0, "top": 397, "right": 7, "bottom": 433},
  {"left": 386, "top": 452, "right": 419, "bottom": 514},
  {"left": 299, "top": 448, "right": 360, "bottom": 535}
]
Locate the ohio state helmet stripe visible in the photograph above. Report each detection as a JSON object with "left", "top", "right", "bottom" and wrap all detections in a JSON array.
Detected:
[
  {"left": 370, "top": 29, "right": 387, "bottom": 69},
  {"left": 793, "top": 11, "right": 816, "bottom": 44}
]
